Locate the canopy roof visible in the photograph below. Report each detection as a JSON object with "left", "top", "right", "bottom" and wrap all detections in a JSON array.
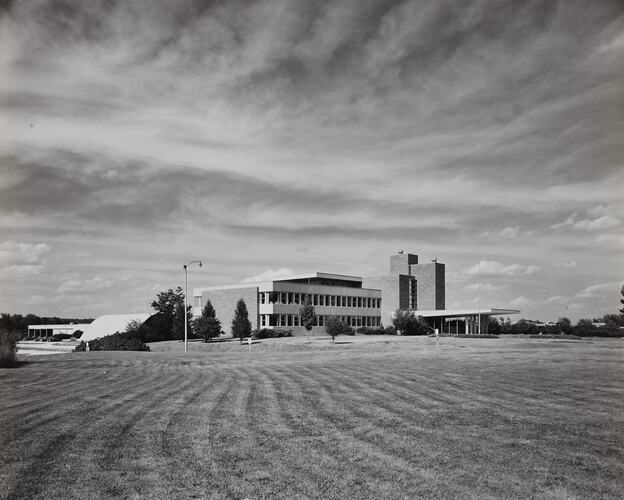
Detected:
[
  {"left": 415, "top": 308, "right": 520, "bottom": 318},
  {"left": 80, "top": 313, "right": 151, "bottom": 342}
]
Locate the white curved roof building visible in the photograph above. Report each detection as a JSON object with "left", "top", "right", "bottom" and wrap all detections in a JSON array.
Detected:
[{"left": 80, "top": 313, "right": 151, "bottom": 342}]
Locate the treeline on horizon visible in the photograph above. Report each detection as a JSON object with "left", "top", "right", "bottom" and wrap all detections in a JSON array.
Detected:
[
  {"left": 489, "top": 314, "right": 624, "bottom": 337},
  {"left": 0, "top": 313, "right": 94, "bottom": 334}
]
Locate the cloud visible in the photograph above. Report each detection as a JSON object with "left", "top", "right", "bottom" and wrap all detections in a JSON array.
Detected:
[
  {"left": 509, "top": 296, "right": 535, "bottom": 307},
  {"left": 550, "top": 213, "right": 577, "bottom": 229},
  {"left": 465, "top": 260, "right": 539, "bottom": 277},
  {"left": 551, "top": 212, "right": 622, "bottom": 231},
  {"left": 57, "top": 276, "right": 115, "bottom": 294},
  {"left": 573, "top": 215, "right": 621, "bottom": 231},
  {"left": 480, "top": 226, "right": 520, "bottom": 240},
  {"left": 574, "top": 282, "right": 620, "bottom": 300},
  {"left": 555, "top": 261, "right": 578, "bottom": 269},
  {"left": 595, "top": 234, "right": 624, "bottom": 248},
  {"left": 463, "top": 283, "right": 506, "bottom": 292},
  {"left": 0, "top": 0, "right": 622, "bottom": 319},
  {"left": 241, "top": 268, "right": 295, "bottom": 283},
  {"left": 0, "top": 241, "right": 50, "bottom": 274}
]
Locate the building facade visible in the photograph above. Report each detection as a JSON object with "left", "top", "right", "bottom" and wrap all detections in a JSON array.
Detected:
[
  {"left": 194, "top": 272, "right": 382, "bottom": 335},
  {"left": 362, "top": 252, "right": 445, "bottom": 327},
  {"left": 193, "top": 252, "right": 519, "bottom": 336}
]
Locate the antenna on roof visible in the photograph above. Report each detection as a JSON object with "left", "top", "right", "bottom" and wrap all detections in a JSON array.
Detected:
[
  {"left": 398, "top": 249, "right": 404, "bottom": 254},
  {"left": 431, "top": 258, "right": 437, "bottom": 263}
]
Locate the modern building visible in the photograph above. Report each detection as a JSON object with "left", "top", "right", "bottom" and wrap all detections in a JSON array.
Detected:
[
  {"left": 194, "top": 272, "right": 382, "bottom": 336},
  {"left": 27, "top": 323, "right": 91, "bottom": 339},
  {"left": 27, "top": 314, "right": 154, "bottom": 342},
  {"left": 80, "top": 313, "right": 153, "bottom": 342},
  {"left": 193, "top": 252, "right": 519, "bottom": 336}
]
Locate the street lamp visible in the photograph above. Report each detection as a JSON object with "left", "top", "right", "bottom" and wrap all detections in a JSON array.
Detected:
[{"left": 183, "top": 260, "right": 202, "bottom": 353}]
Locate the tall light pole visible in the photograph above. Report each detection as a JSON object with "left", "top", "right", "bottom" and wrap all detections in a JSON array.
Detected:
[{"left": 184, "top": 260, "right": 202, "bottom": 353}]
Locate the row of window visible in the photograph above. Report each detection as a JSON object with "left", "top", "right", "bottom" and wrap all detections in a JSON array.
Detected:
[
  {"left": 259, "top": 291, "right": 380, "bottom": 309},
  {"left": 260, "top": 314, "right": 381, "bottom": 328}
]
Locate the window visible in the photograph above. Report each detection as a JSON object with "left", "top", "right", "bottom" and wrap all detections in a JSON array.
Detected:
[
  {"left": 280, "top": 292, "right": 286, "bottom": 304},
  {"left": 294, "top": 315, "right": 300, "bottom": 326},
  {"left": 261, "top": 315, "right": 266, "bottom": 326},
  {"left": 287, "top": 315, "right": 293, "bottom": 326},
  {"left": 330, "top": 295, "right": 335, "bottom": 307},
  {"left": 319, "top": 295, "right": 325, "bottom": 306},
  {"left": 410, "top": 278, "right": 417, "bottom": 309},
  {"left": 260, "top": 292, "right": 265, "bottom": 304},
  {"left": 357, "top": 297, "right": 362, "bottom": 307}
]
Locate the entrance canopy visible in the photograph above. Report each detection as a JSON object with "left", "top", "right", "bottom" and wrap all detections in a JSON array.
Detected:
[{"left": 416, "top": 308, "right": 520, "bottom": 334}]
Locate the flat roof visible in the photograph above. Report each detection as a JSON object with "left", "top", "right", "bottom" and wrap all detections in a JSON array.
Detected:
[
  {"left": 274, "top": 272, "right": 363, "bottom": 283},
  {"left": 194, "top": 272, "right": 363, "bottom": 295},
  {"left": 28, "top": 323, "right": 91, "bottom": 330},
  {"left": 415, "top": 308, "right": 521, "bottom": 317}
]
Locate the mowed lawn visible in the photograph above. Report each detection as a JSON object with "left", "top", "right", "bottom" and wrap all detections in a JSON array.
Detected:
[{"left": 1, "top": 337, "right": 623, "bottom": 499}]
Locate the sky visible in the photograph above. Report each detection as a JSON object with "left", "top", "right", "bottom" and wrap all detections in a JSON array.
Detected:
[{"left": 1, "top": 0, "right": 623, "bottom": 322}]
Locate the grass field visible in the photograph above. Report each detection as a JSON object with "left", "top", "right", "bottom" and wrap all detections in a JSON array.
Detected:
[{"left": 1, "top": 336, "right": 623, "bottom": 499}]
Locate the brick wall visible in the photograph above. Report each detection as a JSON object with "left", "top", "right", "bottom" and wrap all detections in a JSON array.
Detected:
[
  {"left": 409, "top": 262, "right": 445, "bottom": 310},
  {"left": 362, "top": 274, "right": 410, "bottom": 327}
]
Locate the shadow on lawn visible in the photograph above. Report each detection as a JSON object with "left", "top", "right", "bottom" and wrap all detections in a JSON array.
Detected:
[{"left": 0, "top": 360, "right": 29, "bottom": 369}]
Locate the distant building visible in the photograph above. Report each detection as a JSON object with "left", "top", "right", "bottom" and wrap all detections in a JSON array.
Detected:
[
  {"left": 27, "top": 323, "right": 91, "bottom": 339},
  {"left": 194, "top": 252, "right": 520, "bottom": 335},
  {"left": 27, "top": 313, "right": 154, "bottom": 342}
]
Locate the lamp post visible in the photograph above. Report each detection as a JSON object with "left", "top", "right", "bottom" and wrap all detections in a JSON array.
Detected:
[{"left": 183, "top": 260, "right": 202, "bottom": 353}]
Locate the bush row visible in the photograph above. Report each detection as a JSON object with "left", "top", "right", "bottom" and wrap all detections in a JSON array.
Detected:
[
  {"left": 74, "top": 331, "right": 150, "bottom": 352},
  {"left": 356, "top": 326, "right": 396, "bottom": 335},
  {"left": 253, "top": 328, "right": 293, "bottom": 339}
]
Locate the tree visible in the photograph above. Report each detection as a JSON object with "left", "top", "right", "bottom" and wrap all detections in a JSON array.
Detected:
[
  {"left": 557, "top": 317, "right": 573, "bottom": 335},
  {"left": 392, "top": 309, "right": 429, "bottom": 335},
  {"left": 392, "top": 309, "right": 412, "bottom": 336},
  {"left": 0, "top": 325, "right": 19, "bottom": 367},
  {"left": 124, "top": 319, "right": 144, "bottom": 338},
  {"left": 231, "top": 299, "right": 252, "bottom": 344},
  {"left": 193, "top": 300, "right": 223, "bottom": 342},
  {"left": 620, "top": 284, "right": 624, "bottom": 314},
  {"left": 325, "top": 316, "right": 353, "bottom": 343},
  {"left": 488, "top": 317, "right": 502, "bottom": 335},
  {"left": 299, "top": 295, "right": 316, "bottom": 342},
  {"left": 150, "top": 287, "right": 192, "bottom": 341}
]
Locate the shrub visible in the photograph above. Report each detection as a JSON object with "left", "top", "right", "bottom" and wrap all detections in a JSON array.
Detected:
[
  {"left": 357, "top": 326, "right": 388, "bottom": 335},
  {"left": 392, "top": 310, "right": 429, "bottom": 335},
  {"left": 253, "top": 328, "right": 293, "bottom": 339},
  {"left": 74, "top": 331, "right": 150, "bottom": 352},
  {"left": 383, "top": 325, "right": 397, "bottom": 335},
  {"left": 0, "top": 329, "right": 19, "bottom": 367},
  {"left": 326, "top": 316, "right": 354, "bottom": 342}
]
